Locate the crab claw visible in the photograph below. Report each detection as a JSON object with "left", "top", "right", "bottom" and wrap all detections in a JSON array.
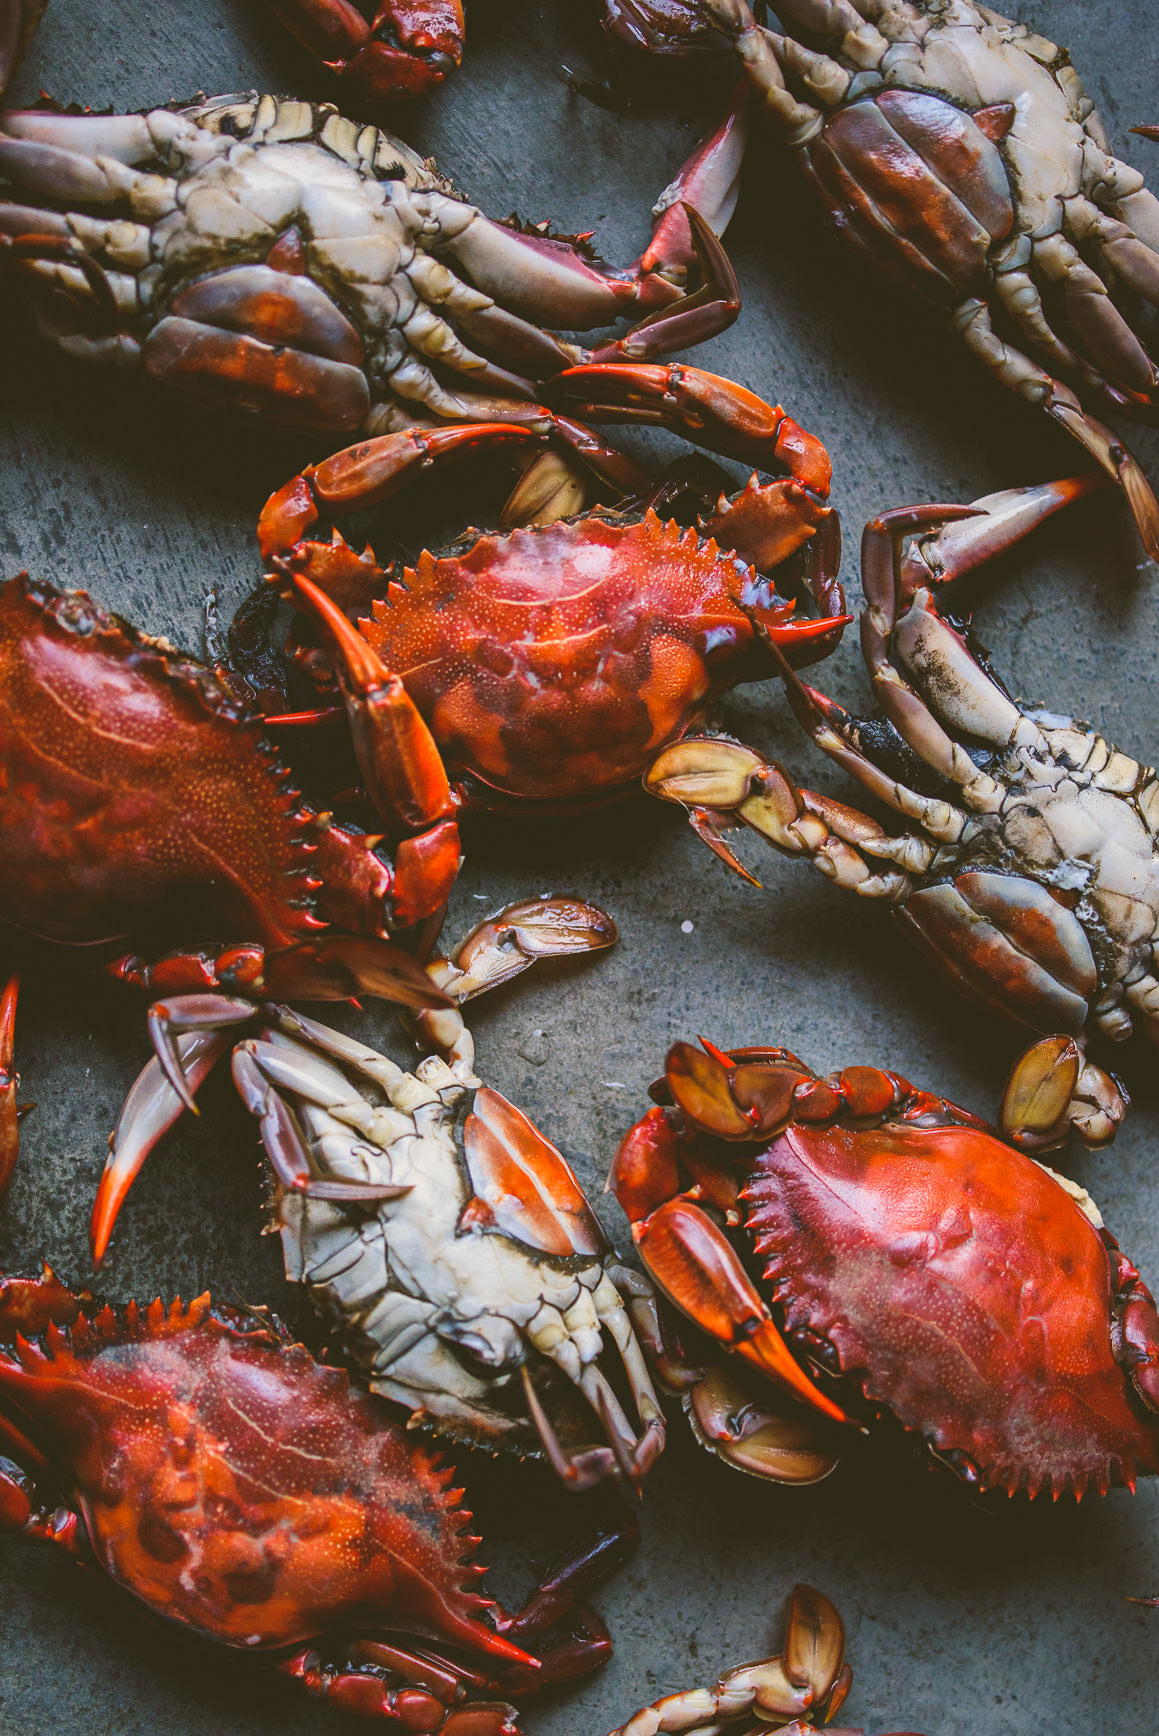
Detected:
[
  {"left": 416, "top": 897, "right": 618, "bottom": 1067},
  {"left": 632, "top": 1194, "right": 849, "bottom": 1425},
  {"left": 284, "top": 569, "right": 456, "bottom": 838},
  {"left": 682, "top": 1361, "right": 841, "bottom": 1483},
  {"left": 899, "top": 473, "right": 1111, "bottom": 600},
  {"left": 92, "top": 1028, "right": 236, "bottom": 1265}
]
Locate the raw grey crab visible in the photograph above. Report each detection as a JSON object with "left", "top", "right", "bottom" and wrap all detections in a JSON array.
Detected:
[
  {"left": 647, "top": 475, "right": 1158, "bottom": 1153},
  {"left": 92, "top": 897, "right": 667, "bottom": 1489},
  {"left": 679, "top": 0, "right": 1159, "bottom": 556},
  {"left": 0, "top": 83, "right": 742, "bottom": 475}
]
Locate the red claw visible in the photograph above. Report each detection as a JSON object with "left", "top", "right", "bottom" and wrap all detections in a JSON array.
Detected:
[{"left": 265, "top": 1, "right": 466, "bottom": 99}]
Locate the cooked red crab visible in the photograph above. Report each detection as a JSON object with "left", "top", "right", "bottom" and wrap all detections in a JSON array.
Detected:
[
  {"left": 0, "top": 569, "right": 459, "bottom": 1002},
  {"left": 610, "top": 1038, "right": 1159, "bottom": 1498},
  {"left": 0, "top": 1265, "right": 633, "bottom": 1729},
  {"left": 252, "top": 361, "right": 846, "bottom": 815}
]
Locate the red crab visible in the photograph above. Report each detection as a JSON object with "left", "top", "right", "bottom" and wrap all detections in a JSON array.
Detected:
[
  {"left": 610, "top": 1038, "right": 1159, "bottom": 1497},
  {"left": 252, "top": 361, "right": 846, "bottom": 815},
  {"left": 0, "top": 569, "right": 456, "bottom": 1013},
  {"left": 0, "top": 1264, "right": 632, "bottom": 1729}
]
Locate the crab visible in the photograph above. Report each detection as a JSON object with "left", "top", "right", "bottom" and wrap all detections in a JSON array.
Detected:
[
  {"left": 612, "top": 0, "right": 1159, "bottom": 558},
  {"left": 262, "top": 0, "right": 468, "bottom": 99},
  {"left": 645, "top": 473, "right": 1159, "bottom": 1153},
  {"left": 246, "top": 360, "right": 845, "bottom": 818},
  {"left": 610, "top": 1035, "right": 1159, "bottom": 1498},
  {"left": 88, "top": 898, "right": 668, "bottom": 1490},
  {"left": 0, "top": 52, "right": 746, "bottom": 472},
  {"left": 0, "top": 1263, "right": 634, "bottom": 1729},
  {"left": 606, "top": 1583, "right": 924, "bottom": 1736},
  {"left": 0, "top": 567, "right": 465, "bottom": 1009}
]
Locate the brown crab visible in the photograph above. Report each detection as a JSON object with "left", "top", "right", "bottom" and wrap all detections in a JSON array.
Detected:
[
  {"left": 618, "top": 0, "right": 1159, "bottom": 556},
  {"left": 0, "top": 35, "right": 744, "bottom": 479}
]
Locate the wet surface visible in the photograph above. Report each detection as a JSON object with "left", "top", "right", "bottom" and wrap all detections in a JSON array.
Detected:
[{"left": 1, "top": 2, "right": 1158, "bottom": 1732}]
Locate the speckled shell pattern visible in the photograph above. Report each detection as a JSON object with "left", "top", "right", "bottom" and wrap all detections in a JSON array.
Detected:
[
  {"left": 360, "top": 509, "right": 767, "bottom": 802},
  {"left": 743, "top": 1116, "right": 1159, "bottom": 1497},
  {"left": 0, "top": 1295, "right": 513, "bottom": 1660},
  {"left": 0, "top": 572, "right": 319, "bottom": 953}
]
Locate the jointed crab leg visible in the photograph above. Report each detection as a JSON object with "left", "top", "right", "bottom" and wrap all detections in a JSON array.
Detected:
[
  {"left": 607, "top": 1583, "right": 854, "bottom": 1736},
  {"left": 0, "top": 975, "right": 21, "bottom": 1194}
]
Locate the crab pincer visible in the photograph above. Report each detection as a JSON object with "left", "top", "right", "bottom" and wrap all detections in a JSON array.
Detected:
[{"left": 0, "top": 1265, "right": 636, "bottom": 1729}]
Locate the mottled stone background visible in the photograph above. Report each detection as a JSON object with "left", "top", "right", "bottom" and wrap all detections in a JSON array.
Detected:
[{"left": 1, "top": 3, "right": 1158, "bottom": 1732}]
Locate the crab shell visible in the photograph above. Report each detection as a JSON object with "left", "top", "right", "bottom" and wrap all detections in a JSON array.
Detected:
[
  {"left": 0, "top": 1289, "right": 524, "bottom": 1664},
  {"left": 345, "top": 505, "right": 825, "bottom": 804},
  {"left": 0, "top": 570, "right": 404, "bottom": 953},
  {"left": 623, "top": 1048, "right": 1159, "bottom": 1498},
  {"left": 746, "top": 1115, "right": 1158, "bottom": 1496}
]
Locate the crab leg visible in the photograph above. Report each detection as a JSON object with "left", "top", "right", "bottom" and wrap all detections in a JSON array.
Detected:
[
  {"left": 0, "top": 974, "right": 20, "bottom": 1194},
  {"left": 607, "top": 1583, "right": 852, "bottom": 1735},
  {"left": 549, "top": 360, "right": 832, "bottom": 484},
  {"left": 91, "top": 1030, "right": 235, "bottom": 1265},
  {"left": 440, "top": 199, "right": 741, "bottom": 363},
  {"left": 645, "top": 731, "right": 925, "bottom": 892}
]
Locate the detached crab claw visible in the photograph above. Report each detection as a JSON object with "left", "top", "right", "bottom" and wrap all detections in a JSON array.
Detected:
[{"left": 607, "top": 1582, "right": 867, "bottom": 1734}]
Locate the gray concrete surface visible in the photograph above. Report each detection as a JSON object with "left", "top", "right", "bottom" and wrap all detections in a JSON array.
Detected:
[{"left": 1, "top": 2, "right": 1158, "bottom": 1731}]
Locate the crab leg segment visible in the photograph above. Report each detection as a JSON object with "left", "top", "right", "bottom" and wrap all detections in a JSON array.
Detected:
[
  {"left": 642, "top": 82, "right": 749, "bottom": 291},
  {"left": 550, "top": 361, "right": 832, "bottom": 485},
  {"left": 264, "top": 1, "right": 466, "bottom": 99},
  {"left": 608, "top": 1583, "right": 855, "bottom": 1736},
  {"left": 91, "top": 1029, "right": 235, "bottom": 1264},
  {"left": 286, "top": 570, "right": 457, "bottom": 834},
  {"left": 0, "top": 975, "right": 20, "bottom": 1194},
  {"left": 258, "top": 423, "right": 538, "bottom": 562},
  {"left": 443, "top": 202, "right": 740, "bottom": 363}
]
